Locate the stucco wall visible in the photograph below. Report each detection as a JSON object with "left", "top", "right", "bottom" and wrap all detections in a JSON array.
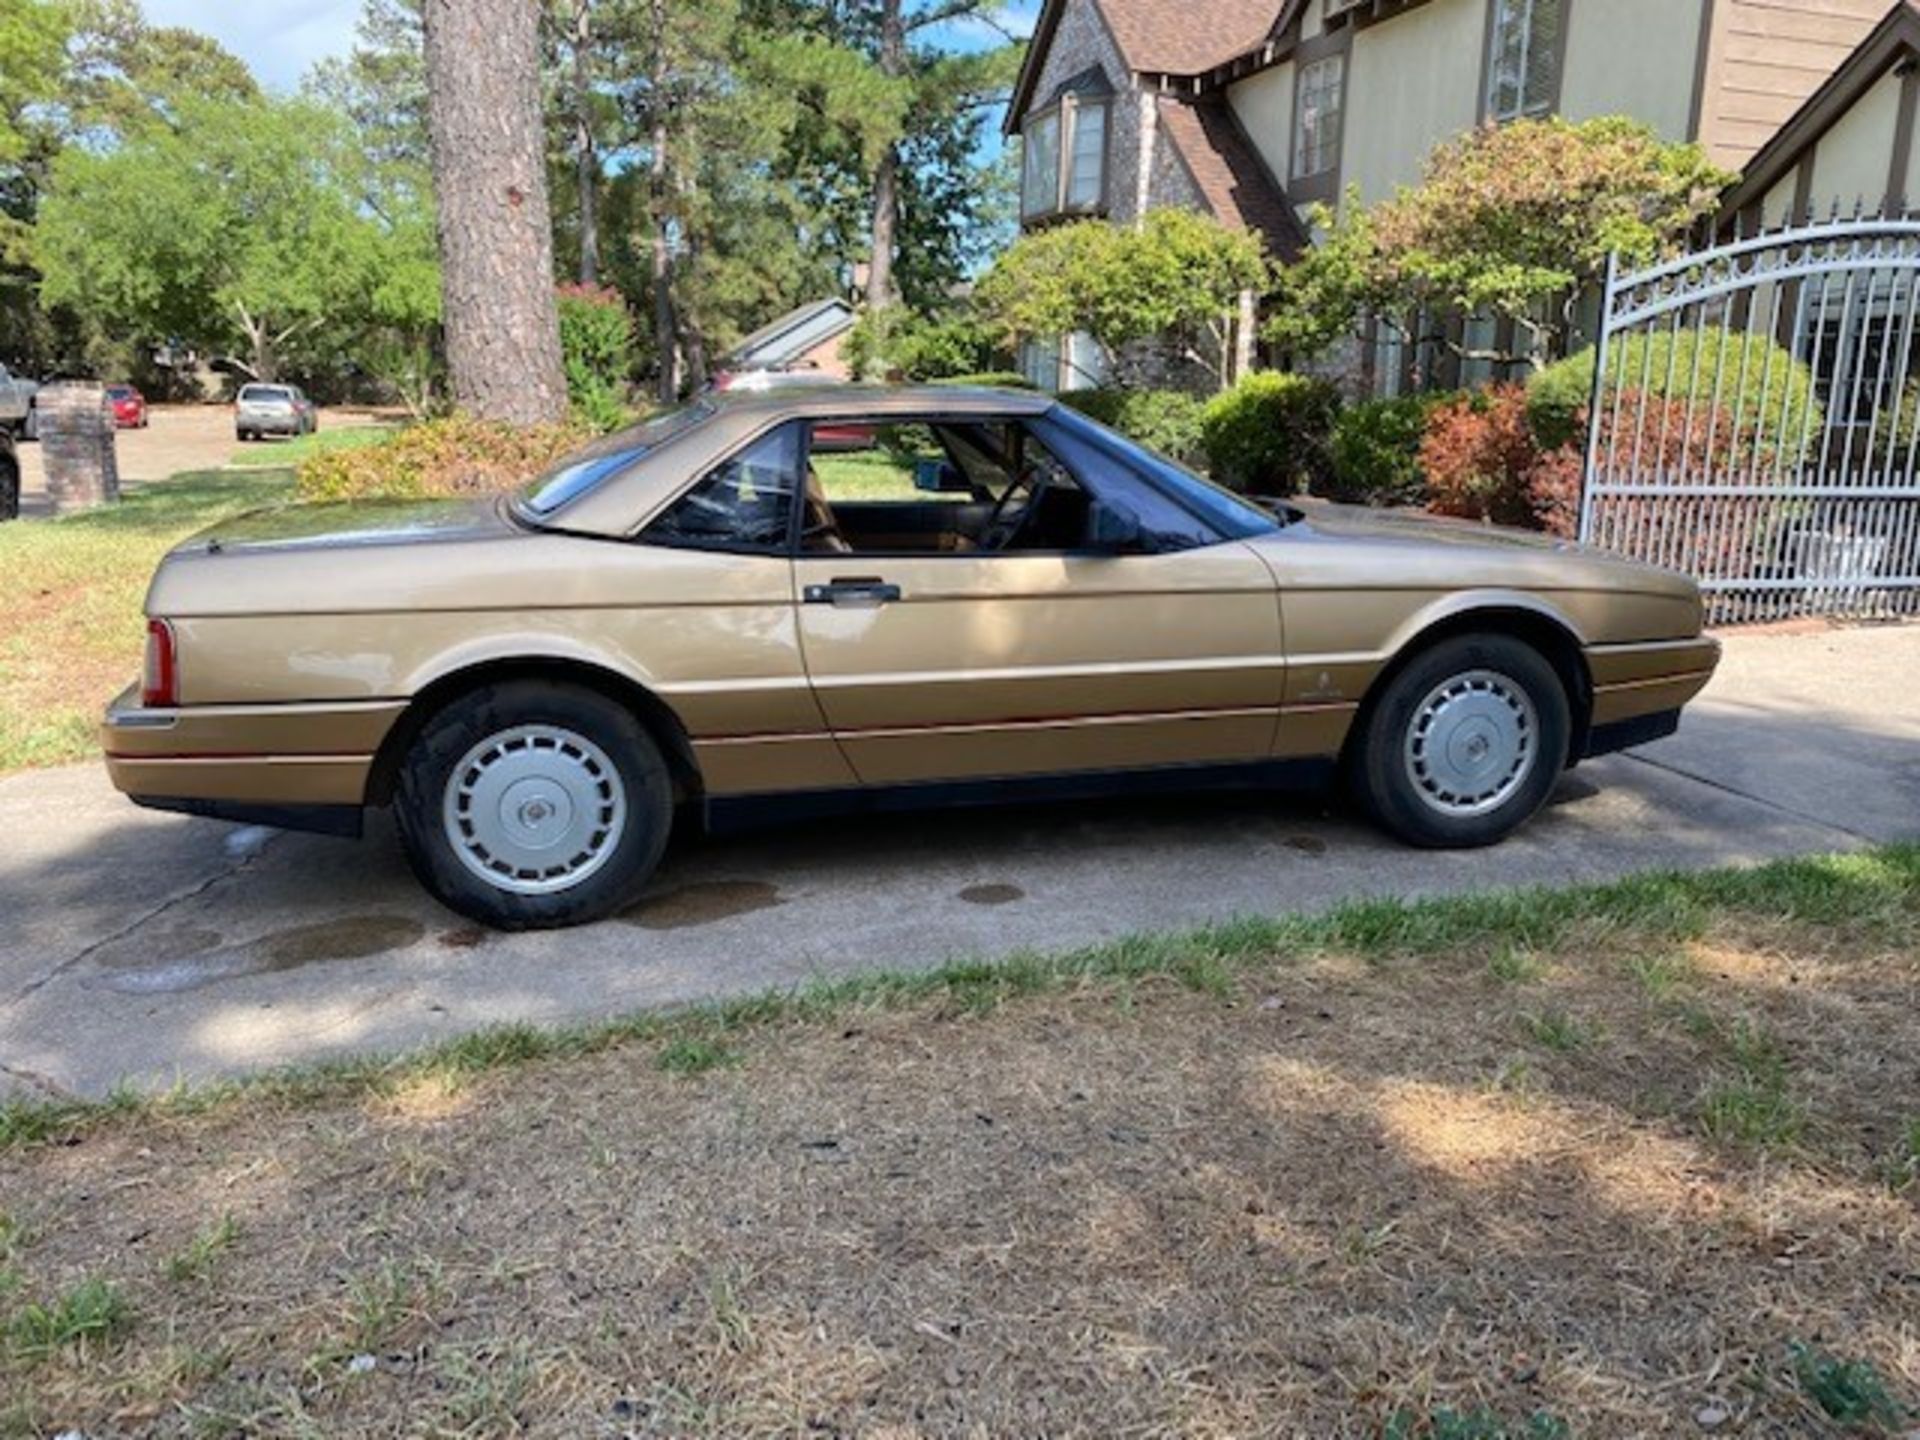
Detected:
[
  {"left": 1227, "top": 61, "right": 1296, "bottom": 197},
  {"left": 1560, "top": 0, "right": 1704, "bottom": 142},
  {"left": 1809, "top": 67, "right": 1903, "bottom": 213},
  {"left": 1020, "top": 0, "right": 1145, "bottom": 223},
  {"left": 1342, "top": 0, "right": 1484, "bottom": 204}
]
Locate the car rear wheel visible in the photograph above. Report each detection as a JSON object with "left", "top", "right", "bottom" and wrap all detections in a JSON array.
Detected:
[
  {"left": 0, "top": 453, "right": 17, "bottom": 522},
  {"left": 1350, "top": 633, "right": 1570, "bottom": 849},
  {"left": 394, "top": 681, "right": 673, "bottom": 930}
]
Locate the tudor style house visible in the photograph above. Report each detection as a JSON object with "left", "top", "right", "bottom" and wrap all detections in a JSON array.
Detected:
[{"left": 1007, "top": 0, "right": 1920, "bottom": 391}]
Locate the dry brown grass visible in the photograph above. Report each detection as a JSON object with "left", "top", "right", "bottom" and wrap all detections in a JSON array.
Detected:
[{"left": 3, "top": 902, "right": 1918, "bottom": 1436}]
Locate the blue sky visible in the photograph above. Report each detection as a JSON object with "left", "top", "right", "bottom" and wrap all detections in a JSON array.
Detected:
[{"left": 138, "top": 1, "right": 1040, "bottom": 96}]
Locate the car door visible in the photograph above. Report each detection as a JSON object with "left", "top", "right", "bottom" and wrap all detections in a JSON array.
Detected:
[{"left": 793, "top": 413, "right": 1286, "bottom": 785}]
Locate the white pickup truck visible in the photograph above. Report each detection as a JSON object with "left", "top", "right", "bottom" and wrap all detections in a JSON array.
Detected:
[{"left": 0, "top": 364, "right": 39, "bottom": 439}]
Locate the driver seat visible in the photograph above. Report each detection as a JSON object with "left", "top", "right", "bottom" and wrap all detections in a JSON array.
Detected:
[{"left": 801, "top": 467, "right": 853, "bottom": 553}]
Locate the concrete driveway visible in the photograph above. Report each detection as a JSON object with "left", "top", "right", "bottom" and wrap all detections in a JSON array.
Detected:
[
  {"left": 1, "top": 624, "right": 1914, "bottom": 1101},
  {"left": 13, "top": 404, "right": 392, "bottom": 516}
]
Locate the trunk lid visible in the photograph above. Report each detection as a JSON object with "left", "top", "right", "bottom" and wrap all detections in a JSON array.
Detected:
[{"left": 173, "top": 497, "right": 521, "bottom": 557}]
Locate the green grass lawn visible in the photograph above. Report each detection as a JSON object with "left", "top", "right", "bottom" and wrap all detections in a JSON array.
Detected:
[
  {"left": 812, "top": 448, "right": 960, "bottom": 502},
  {"left": 2, "top": 848, "right": 1917, "bottom": 1435},
  {"left": 226, "top": 424, "right": 394, "bottom": 470},
  {"left": 0, "top": 470, "right": 295, "bottom": 771}
]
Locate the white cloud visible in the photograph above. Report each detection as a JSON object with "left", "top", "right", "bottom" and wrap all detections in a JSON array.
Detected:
[{"left": 138, "top": 0, "right": 361, "bottom": 93}]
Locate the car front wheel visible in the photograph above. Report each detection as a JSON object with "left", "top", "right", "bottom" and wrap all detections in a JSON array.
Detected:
[
  {"left": 394, "top": 681, "right": 674, "bottom": 930},
  {"left": 1351, "top": 633, "right": 1571, "bottom": 849}
]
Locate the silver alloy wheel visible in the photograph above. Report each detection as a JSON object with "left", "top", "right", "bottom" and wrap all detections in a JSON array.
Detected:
[
  {"left": 1402, "top": 668, "right": 1539, "bottom": 819},
  {"left": 442, "top": 725, "right": 628, "bottom": 896}
]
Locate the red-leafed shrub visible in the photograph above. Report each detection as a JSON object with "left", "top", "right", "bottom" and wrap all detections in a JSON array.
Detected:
[{"left": 1419, "top": 386, "right": 1554, "bottom": 529}]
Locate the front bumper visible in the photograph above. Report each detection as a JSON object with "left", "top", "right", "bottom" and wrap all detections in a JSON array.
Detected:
[
  {"left": 101, "top": 684, "right": 405, "bottom": 816},
  {"left": 1585, "top": 636, "right": 1721, "bottom": 727}
]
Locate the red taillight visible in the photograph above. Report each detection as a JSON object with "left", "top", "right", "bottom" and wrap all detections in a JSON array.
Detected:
[{"left": 142, "top": 619, "right": 178, "bottom": 707}]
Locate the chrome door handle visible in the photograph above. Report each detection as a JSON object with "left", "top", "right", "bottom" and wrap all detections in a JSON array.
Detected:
[{"left": 803, "top": 578, "right": 902, "bottom": 607}]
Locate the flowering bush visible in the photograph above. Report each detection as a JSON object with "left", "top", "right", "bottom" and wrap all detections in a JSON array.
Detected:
[
  {"left": 557, "top": 283, "right": 637, "bottom": 431},
  {"left": 296, "top": 413, "right": 594, "bottom": 502}
]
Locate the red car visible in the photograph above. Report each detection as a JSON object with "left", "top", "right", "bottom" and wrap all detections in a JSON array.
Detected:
[{"left": 106, "top": 384, "right": 148, "bottom": 429}]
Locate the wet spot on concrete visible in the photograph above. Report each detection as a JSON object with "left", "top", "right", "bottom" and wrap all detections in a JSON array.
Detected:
[
  {"left": 92, "top": 915, "right": 425, "bottom": 995},
  {"left": 256, "top": 916, "right": 426, "bottom": 971},
  {"left": 1284, "top": 835, "right": 1328, "bottom": 856},
  {"left": 958, "top": 882, "right": 1025, "bottom": 906},
  {"left": 623, "top": 880, "right": 782, "bottom": 930},
  {"left": 95, "top": 925, "right": 223, "bottom": 970}
]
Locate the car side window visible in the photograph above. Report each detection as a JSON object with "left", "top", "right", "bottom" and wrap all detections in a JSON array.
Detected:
[{"left": 642, "top": 421, "right": 804, "bottom": 553}]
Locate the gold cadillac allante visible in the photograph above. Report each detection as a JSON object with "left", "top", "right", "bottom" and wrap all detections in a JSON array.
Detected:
[{"left": 104, "top": 385, "right": 1720, "bottom": 929}]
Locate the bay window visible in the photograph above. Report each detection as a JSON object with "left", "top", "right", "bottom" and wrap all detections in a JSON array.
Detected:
[{"left": 1020, "top": 88, "right": 1110, "bottom": 221}]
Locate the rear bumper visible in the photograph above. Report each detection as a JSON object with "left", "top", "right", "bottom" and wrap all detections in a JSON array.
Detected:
[
  {"left": 237, "top": 412, "right": 302, "bottom": 433},
  {"left": 101, "top": 685, "right": 403, "bottom": 815}
]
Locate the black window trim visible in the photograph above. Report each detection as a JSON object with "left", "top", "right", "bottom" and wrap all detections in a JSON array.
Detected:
[{"left": 788, "top": 409, "right": 1246, "bottom": 561}]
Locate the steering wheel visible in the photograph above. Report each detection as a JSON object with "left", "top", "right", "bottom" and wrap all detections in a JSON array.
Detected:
[{"left": 978, "top": 467, "right": 1051, "bottom": 552}]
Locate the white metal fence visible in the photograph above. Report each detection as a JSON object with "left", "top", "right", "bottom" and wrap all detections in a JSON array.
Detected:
[{"left": 1579, "top": 216, "right": 1920, "bottom": 625}]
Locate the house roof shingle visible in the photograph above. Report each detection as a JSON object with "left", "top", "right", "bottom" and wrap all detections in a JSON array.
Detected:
[
  {"left": 1155, "top": 95, "right": 1308, "bottom": 259},
  {"left": 1097, "top": 0, "right": 1282, "bottom": 76}
]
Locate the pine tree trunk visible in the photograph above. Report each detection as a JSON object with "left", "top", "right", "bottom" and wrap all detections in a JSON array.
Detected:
[
  {"left": 571, "top": 0, "right": 601, "bottom": 287},
  {"left": 863, "top": 0, "right": 905, "bottom": 318},
  {"left": 648, "top": 0, "right": 679, "bottom": 402},
  {"left": 422, "top": 0, "right": 568, "bottom": 424}
]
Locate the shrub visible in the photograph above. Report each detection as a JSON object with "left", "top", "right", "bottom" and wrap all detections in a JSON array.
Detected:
[
  {"left": 1420, "top": 385, "right": 1582, "bottom": 534},
  {"left": 934, "top": 372, "right": 1035, "bottom": 390},
  {"left": 1198, "top": 371, "right": 1341, "bottom": 495},
  {"left": 1060, "top": 388, "right": 1206, "bottom": 465},
  {"left": 845, "top": 305, "right": 1002, "bottom": 381},
  {"left": 1529, "top": 331, "right": 1819, "bottom": 458},
  {"left": 557, "top": 283, "right": 637, "bottom": 431},
  {"left": 296, "top": 413, "right": 594, "bottom": 503},
  {"left": 1324, "top": 393, "right": 1452, "bottom": 507}
]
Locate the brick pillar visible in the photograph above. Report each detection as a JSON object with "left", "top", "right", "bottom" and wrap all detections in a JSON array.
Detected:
[{"left": 39, "top": 382, "right": 120, "bottom": 514}]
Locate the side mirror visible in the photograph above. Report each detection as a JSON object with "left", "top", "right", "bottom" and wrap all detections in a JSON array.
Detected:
[
  {"left": 1088, "top": 499, "right": 1146, "bottom": 552},
  {"left": 914, "top": 458, "right": 973, "bottom": 494}
]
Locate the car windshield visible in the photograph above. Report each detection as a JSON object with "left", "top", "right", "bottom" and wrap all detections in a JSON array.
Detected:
[
  {"left": 517, "top": 400, "right": 717, "bottom": 518},
  {"left": 107, "top": 387, "right": 133, "bottom": 399},
  {"left": 1044, "top": 404, "right": 1280, "bottom": 540},
  {"left": 241, "top": 386, "right": 292, "bottom": 403}
]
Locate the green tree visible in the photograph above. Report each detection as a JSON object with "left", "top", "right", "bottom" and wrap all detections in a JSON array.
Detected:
[
  {"left": 1266, "top": 116, "right": 1733, "bottom": 373},
  {"left": 977, "top": 209, "right": 1270, "bottom": 390},
  {"left": 36, "top": 94, "right": 437, "bottom": 393}
]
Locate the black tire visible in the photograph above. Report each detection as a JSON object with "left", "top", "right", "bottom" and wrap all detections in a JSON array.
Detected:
[
  {"left": 1350, "top": 633, "right": 1571, "bottom": 849},
  {"left": 394, "top": 681, "right": 673, "bottom": 930},
  {"left": 236, "top": 429, "right": 252, "bottom": 443},
  {"left": 0, "top": 452, "right": 17, "bottom": 522}
]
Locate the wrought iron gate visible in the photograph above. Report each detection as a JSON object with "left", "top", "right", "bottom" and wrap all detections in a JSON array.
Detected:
[{"left": 1579, "top": 217, "right": 1920, "bottom": 625}]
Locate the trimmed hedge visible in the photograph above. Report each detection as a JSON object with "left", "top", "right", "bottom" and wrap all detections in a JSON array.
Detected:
[
  {"left": 1529, "top": 331, "right": 1820, "bottom": 456},
  {"left": 1199, "top": 372, "right": 1341, "bottom": 495},
  {"left": 1324, "top": 393, "right": 1452, "bottom": 507},
  {"left": 297, "top": 414, "right": 594, "bottom": 503},
  {"left": 1058, "top": 388, "right": 1206, "bottom": 465}
]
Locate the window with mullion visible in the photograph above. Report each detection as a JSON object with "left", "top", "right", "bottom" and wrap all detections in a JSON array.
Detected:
[
  {"left": 1485, "top": 0, "right": 1562, "bottom": 123},
  {"left": 1292, "top": 55, "right": 1344, "bottom": 181},
  {"left": 1020, "top": 95, "right": 1108, "bottom": 220}
]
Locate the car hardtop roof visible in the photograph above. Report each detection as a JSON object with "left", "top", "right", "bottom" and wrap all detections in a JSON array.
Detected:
[{"left": 704, "top": 382, "right": 1053, "bottom": 421}]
